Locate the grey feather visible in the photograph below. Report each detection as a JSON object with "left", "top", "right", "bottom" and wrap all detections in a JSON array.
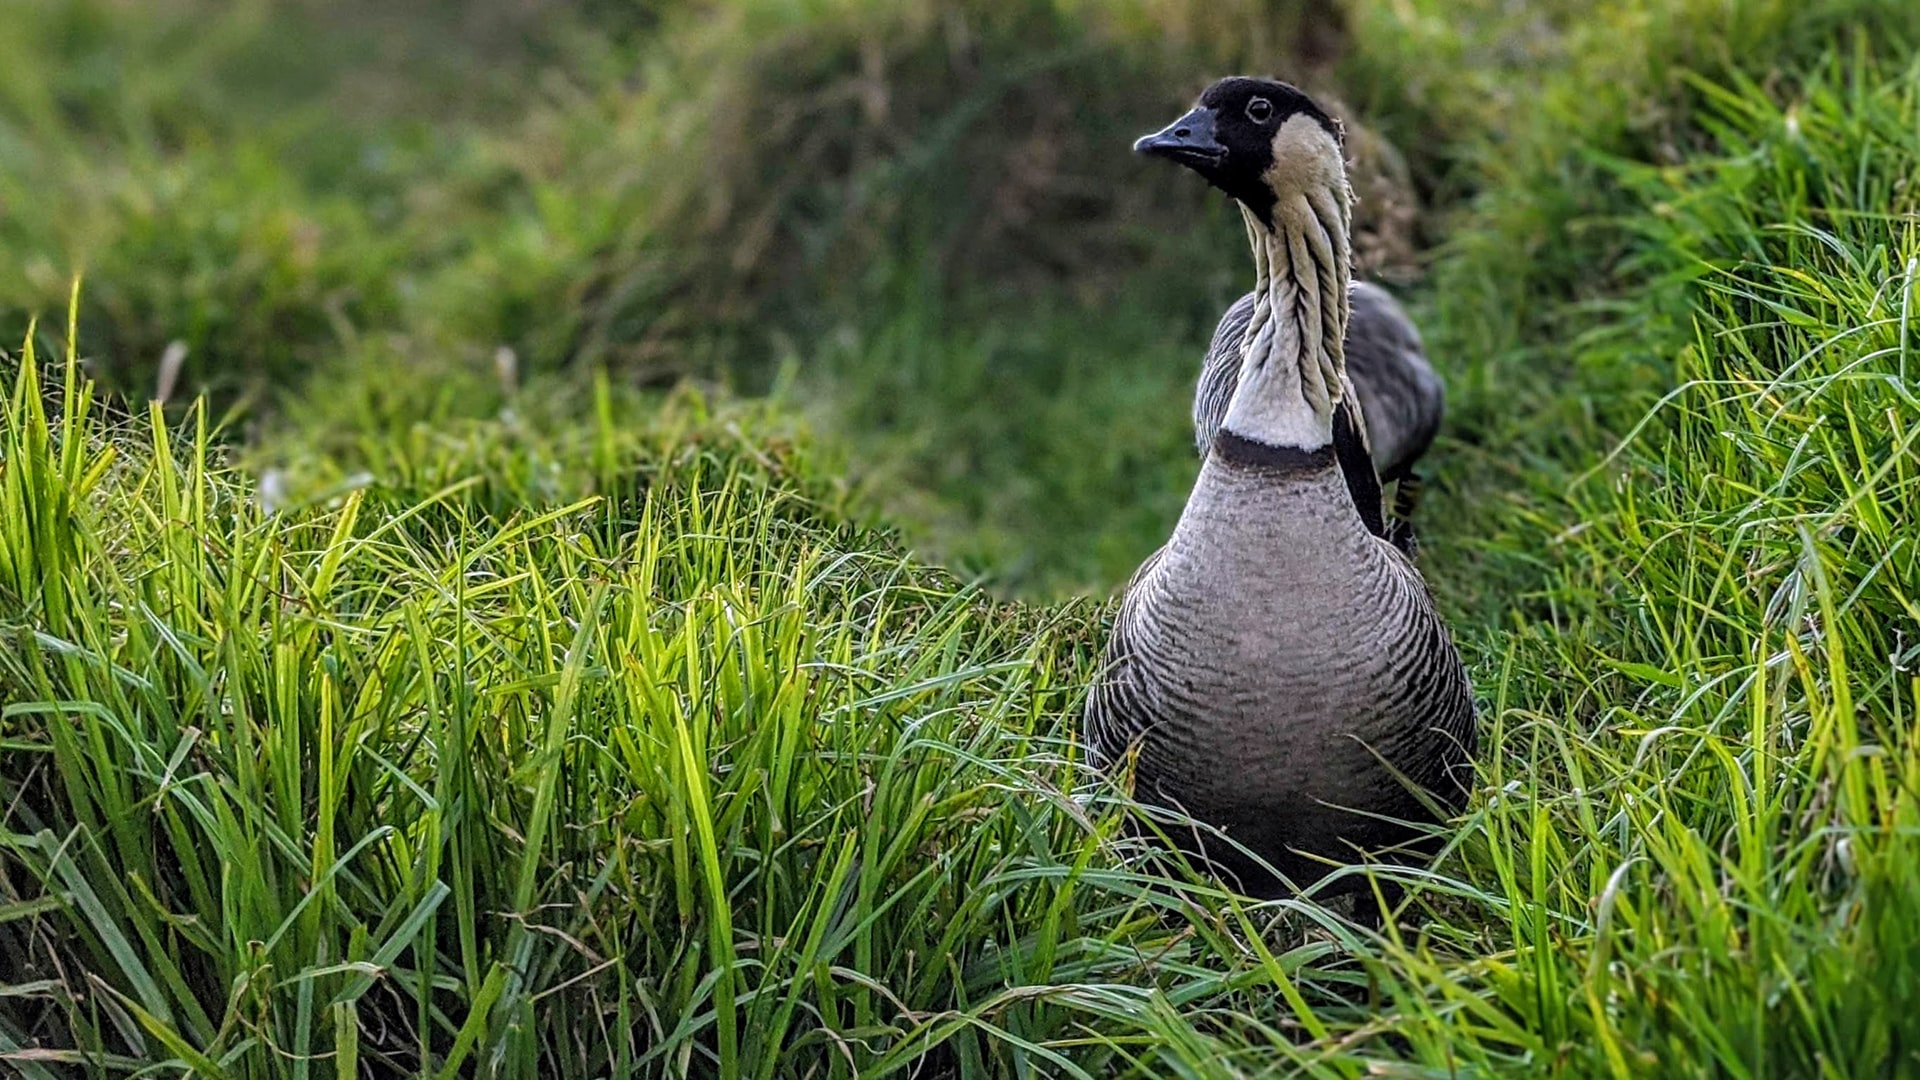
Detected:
[{"left": 1085, "top": 453, "right": 1476, "bottom": 897}]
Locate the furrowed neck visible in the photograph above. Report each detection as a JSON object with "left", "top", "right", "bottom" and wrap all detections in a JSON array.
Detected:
[{"left": 1217, "top": 187, "right": 1351, "bottom": 453}]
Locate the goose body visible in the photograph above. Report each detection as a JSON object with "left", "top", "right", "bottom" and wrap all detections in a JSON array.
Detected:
[
  {"left": 1087, "top": 436, "right": 1473, "bottom": 890},
  {"left": 1194, "top": 282, "right": 1443, "bottom": 480},
  {"left": 1087, "top": 78, "right": 1475, "bottom": 897}
]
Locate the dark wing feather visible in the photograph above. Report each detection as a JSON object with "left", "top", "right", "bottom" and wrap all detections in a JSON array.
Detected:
[
  {"left": 1332, "top": 396, "right": 1387, "bottom": 543},
  {"left": 1345, "top": 282, "right": 1444, "bottom": 481}
]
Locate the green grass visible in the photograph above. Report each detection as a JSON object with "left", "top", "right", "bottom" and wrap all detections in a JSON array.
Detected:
[
  {"left": 0, "top": 315, "right": 1408, "bottom": 1078},
  {"left": 6, "top": 0, "right": 1920, "bottom": 1075}
]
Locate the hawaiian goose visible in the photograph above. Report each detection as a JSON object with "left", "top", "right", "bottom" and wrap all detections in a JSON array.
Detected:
[{"left": 1084, "top": 78, "right": 1477, "bottom": 899}]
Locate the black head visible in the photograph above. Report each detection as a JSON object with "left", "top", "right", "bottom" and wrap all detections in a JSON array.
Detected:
[{"left": 1134, "top": 77, "right": 1344, "bottom": 223}]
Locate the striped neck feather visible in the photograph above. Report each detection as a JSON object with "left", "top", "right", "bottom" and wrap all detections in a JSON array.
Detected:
[{"left": 1219, "top": 171, "right": 1352, "bottom": 453}]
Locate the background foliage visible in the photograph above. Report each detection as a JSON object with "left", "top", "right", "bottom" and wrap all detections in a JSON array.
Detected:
[{"left": 4, "top": 0, "right": 1920, "bottom": 1075}]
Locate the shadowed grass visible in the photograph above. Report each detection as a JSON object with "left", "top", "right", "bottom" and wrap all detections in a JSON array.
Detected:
[{"left": 0, "top": 0, "right": 1403, "bottom": 596}]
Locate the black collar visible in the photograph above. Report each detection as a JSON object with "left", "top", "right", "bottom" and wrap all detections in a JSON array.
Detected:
[{"left": 1210, "top": 430, "right": 1336, "bottom": 473}]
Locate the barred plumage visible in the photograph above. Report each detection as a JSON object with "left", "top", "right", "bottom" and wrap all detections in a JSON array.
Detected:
[{"left": 1086, "top": 452, "right": 1476, "bottom": 895}]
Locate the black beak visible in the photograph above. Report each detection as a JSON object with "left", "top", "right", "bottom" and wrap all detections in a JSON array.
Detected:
[{"left": 1133, "top": 106, "right": 1226, "bottom": 172}]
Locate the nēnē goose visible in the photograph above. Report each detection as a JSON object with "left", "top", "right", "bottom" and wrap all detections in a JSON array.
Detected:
[{"left": 1085, "top": 78, "right": 1477, "bottom": 900}]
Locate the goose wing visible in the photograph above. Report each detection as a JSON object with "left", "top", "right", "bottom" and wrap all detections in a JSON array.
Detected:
[
  {"left": 1345, "top": 282, "right": 1444, "bottom": 481},
  {"left": 1332, "top": 379, "right": 1390, "bottom": 544},
  {"left": 1083, "top": 545, "right": 1169, "bottom": 771}
]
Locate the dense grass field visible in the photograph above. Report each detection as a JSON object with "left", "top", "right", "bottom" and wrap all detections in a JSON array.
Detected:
[{"left": 6, "top": 0, "right": 1920, "bottom": 1075}]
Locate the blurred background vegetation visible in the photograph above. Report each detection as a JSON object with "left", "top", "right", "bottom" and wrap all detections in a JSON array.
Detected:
[
  {"left": 11, "top": 1, "right": 1913, "bottom": 597},
  {"left": 11, "top": 0, "right": 1894, "bottom": 596},
  {"left": 2, "top": 0, "right": 1472, "bottom": 595}
]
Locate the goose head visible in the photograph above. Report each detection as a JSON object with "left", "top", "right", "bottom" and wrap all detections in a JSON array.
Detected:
[
  {"left": 1133, "top": 77, "right": 1345, "bottom": 231},
  {"left": 1137, "top": 78, "right": 1355, "bottom": 452}
]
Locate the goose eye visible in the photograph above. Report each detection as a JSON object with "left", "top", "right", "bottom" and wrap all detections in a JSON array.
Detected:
[{"left": 1246, "top": 97, "right": 1274, "bottom": 123}]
